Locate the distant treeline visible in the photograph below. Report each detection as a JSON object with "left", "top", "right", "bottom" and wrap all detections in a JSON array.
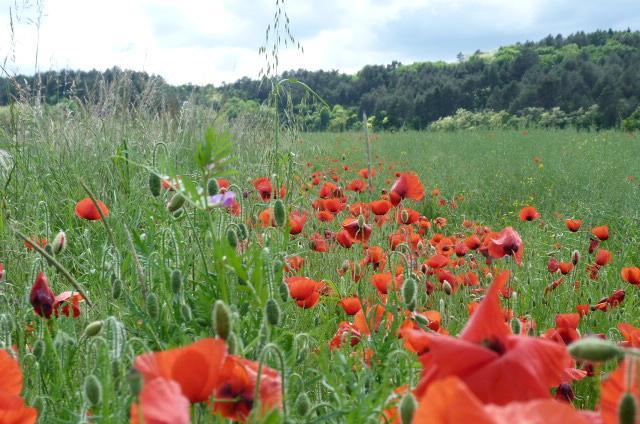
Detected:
[{"left": 2, "top": 29, "right": 640, "bottom": 130}]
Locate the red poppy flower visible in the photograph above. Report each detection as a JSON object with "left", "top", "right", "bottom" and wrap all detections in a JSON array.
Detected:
[
  {"left": 284, "top": 256, "right": 304, "bottom": 273},
  {"left": 414, "top": 376, "right": 589, "bottom": 424},
  {"left": 319, "top": 182, "right": 340, "bottom": 198},
  {"left": 340, "top": 297, "right": 362, "bottom": 315},
  {"left": 595, "top": 249, "right": 613, "bottom": 266},
  {"left": 486, "top": 227, "right": 524, "bottom": 265},
  {"left": 336, "top": 230, "right": 354, "bottom": 248},
  {"left": 29, "top": 272, "right": 55, "bottom": 319},
  {"left": 253, "top": 177, "right": 273, "bottom": 201},
  {"left": 426, "top": 254, "right": 449, "bottom": 269},
  {"left": 600, "top": 357, "right": 639, "bottom": 424},
  {"left": 559, "top": 262, "right": 574, "bottom": 275},
  {"left": 212, "top": 355, "right": 282, "bottom": 422},
  {"left": 621, "top": 267, "right": 640, "bottom": 285},
  {"left": 372, "top": 273, "right": 394, "bottom": 295},
  {"left": 519, "top": 206, "right": 541, "bottom": 221},
  {"left": 364, "top": 246, "right": 387, "bottom": 271},
  {"left": 0, "top": 350, "right": 38, "bottom": 423},
  {"left": 342, "top": 218, "right": 372, "bottom": 244},
  {"left": 134, "top": 338, "right": 227, "bottom": 403},
  {"left": 370, "top": 200, "right": 393, "bottom": 216},
  {"left": 464, "top": 235, "right": 482, "bottom": 250},
  {"left": 548, "top": 257, "right": 560, "bottom": 273},
  {"left": 286, "top": 276, "right": 323, "bottom": 308},
  {"left": 619, "top": 323, "right": 640, "bottom": 347},
  {"left": 75, "top": 197, "right": 110, "bottom": 220},
  {"left": 330, "top": 322, "right": 362, "bottom": 350},
  {"left": 390, "top": 172, "right": 425, "bottom": 205},
  {"left": 53, "top": 291, "right": 84, "bottom": 318},
  {"left": 591, "top": 225, "right": 609, "bottom": 241},
  {"left": 310, "top": 233, "right": 329, "bottom": 253},
  {"left": 592, "top": 289, "right": 625, "bottom": 311},
  {"left": 347, "top": 179, "right": 367, "bottom": 192},
  {"left": 415, "top": 271, "right": 569, "bottom": 405},
  {"left": 543, "top": 314, "right": 581, "bottom": 345},
  {"left": 288, "top": 210, "right": 307, "bottom": 235},
  {"left": 130, "top": 377, "right": 190, "bottom": 424},
  {"left": 317, "top": 210, "right": 335, "bottom": 222},
  {"left": 565, "top": 219, "right": 583, "bottom": 232},
  {"left": 258, "top": 208, "right": 275, "bottom": 227}
]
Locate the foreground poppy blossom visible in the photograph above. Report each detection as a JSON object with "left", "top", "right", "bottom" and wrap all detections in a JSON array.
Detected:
[
  {"left": 415, "top": 271, "right": 569, "bottom": 405},
  {"left": 0, "top": 349, "right": 38, "bottom": 424},
  {"left": 389, "top": 172, "right": 425, "bottom": 205},
  {"left": 130, "top": 377, "right": 190, "bottom": 424},
  {"left": 212, "top": 355, "right": 282, "bottom": 422},
  {"left": 134, "top": 338, "right": 227, "bottom": 403},
  {"left": 600, "top": 357, "right": 639, "bottom": 424},
  {"left": 75, "top": 197, "right": 110, "bottom": 220},
  {"left": 519, "top": 206, "right": 541, "bottom": 221},
  {"left": 29, "top": 272, "right": 55, "bottom": 318},
  {"left": 414, "top": 377, "right": 588, "bottom": 424}
]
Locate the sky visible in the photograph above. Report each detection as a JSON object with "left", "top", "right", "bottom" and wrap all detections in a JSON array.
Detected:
[{"left": 0, "top": 0, "right": 639, "bottom": 86}]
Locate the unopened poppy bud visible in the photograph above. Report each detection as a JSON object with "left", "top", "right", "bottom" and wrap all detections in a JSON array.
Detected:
[
  {"left": 414, "top": 314, "right": 430, "bottom": 326},
  {"left": 401, "top": 209, "right": 410, "bottom": 224},
  {"left": 511, "top": 318, "right": 522, "bottom": 334},
  {"left": 272, "top": 259, "right": 283, "bottom": 274},
  {"left": 341, "top": 260, "right": 350, "bottom": 273},
  {"left": 226, "top": 332, "right": 239, "bottom": 355},
  {"left": 180, "top": 303, "right": 193, "bottom": 321},
  {"left": 127, "top": 369, "right": 142, "bottom": 396},
  {"left": 443, "top": 280, "right": 453, "bottom": 295},
  {"left": 32, "top": 339, "right": 45, "bottom": 359},
  {"left": 207, "top": 178, "right": 220, "bottom": 196},
  {"left": 399, "top": 393, "right": 417, "bottom": 424},
  {"left": 568, "top": 337, "right": 623, "bottom": 362},
  {"left": 149, "top": 173, "right": 161, "bottom": 197},
  {"left": 572, "top": 250, "right": 580, "bottom": 265},
  {"left": 171, "top": 269, "right": 182, "bottom": 294},
  {"left": 237, "top": 223, "right": 249, "bottom": 241},
  {"left": 172, "top": 208, "right": 184, "bottom": 219},
  {"left": 213, "top": 300, "right": 232, "bottom": 340},
  {"left": 266, "top": 298, "right": 281, "bottom": 326},
  {"left": 279, "top": 281, "right": 290, "bottom": 301},
  {"left": 52, "top": 231, "right": 67, "bottom": 254},
  {"left": 402, "top": 278, "right": 417, "bottom": 311},
  {"left": 295, "top": 392, "right": 311, "bottom": 416},
  {"left": 167, "top": 192, "right": 186, "bottom": 212},
  {"left": 84, "top": 374, "right": 103, "bottom": 406},
  {"left": 112, "top": 277, "right": 122, "bottom": 300},
  {"left": 274, "top": 199, "right": 286, "bottom": 227},
  {"left": 146, "top": 293, "right": 160, "bottom": 319},
  {"left": 357, "top": 214, "right": 366, "bottom": 229},
  {"left": 619, "top": 392, "right": 636, "bottom": 424},
  {"left": 226, "top": 228, "right": 238, "bottom": 248},
  {"left": 83, "top": 320, "right": 104, "bottom": 338}
]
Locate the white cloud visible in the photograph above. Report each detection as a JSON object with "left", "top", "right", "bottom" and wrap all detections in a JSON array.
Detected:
[{"left": 0, "top": 0, "right": 638, "bottom": 85}]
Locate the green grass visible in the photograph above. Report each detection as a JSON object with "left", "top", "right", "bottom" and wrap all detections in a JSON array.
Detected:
[{"left": 1, "top": 110, "right": 639, "bottom": 423}]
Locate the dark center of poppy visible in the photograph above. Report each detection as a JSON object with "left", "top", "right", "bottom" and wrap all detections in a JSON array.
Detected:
[{"left": 481, "top": 338, "right": 506, "bottom": 355}]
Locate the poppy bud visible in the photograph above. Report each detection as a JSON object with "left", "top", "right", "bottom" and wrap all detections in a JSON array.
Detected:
[
  {"left": 619, "top": 392, "right": 637, "bottom": 424},
  {"left": 511, "top": 318, "right": 522, "bottom": 334},
  {"left": 357, "top": 214, "right": 366, "bottom": 229},
  {"left": 274, "top": 199, "right": 286, "bottom": 227},
  {"left": 226, "top": 228, "right": 238, "bottom": 248},
  {"left": 149, "top": 173, "right": 161, "bottom": 197},
  {"left": 207, "top": 178, "right": 220, "bottom": 196},
  {"left": 146, "top": 293, "right": 160, "bottom": 319},
  {"left": 52, "top": 231, "right": 67, "bottom": 254},
  {"left": 568, "top": 337, "right": 623, "bottom": 362},
  {"left": 414, "top": 313, "right": 430, "bottom": 327},
  {"left": 442, "top": 280, "right": 453, "bottom": 295},
  {"left": 128, "top": 369, "right": 143, "bottom": 397},
  {"left": 180, "top": 303, "right": 193, "bottom": 321},
  {"left": 295, "top": 392, "right": 311, "bottom": 416},
  {"left": 32, "top": 339, "right": 45, "bottom": 359},
  {"left": 213, "top": 300, "right": 232, "bottom": 340},
  {"left": 83, "top": 320, "right": 104, "bottom": 338},
  {"left": 272, "top": 259, "right": 283, "bottom": 274},
  {"left": 237, "top": 223, "right": 249, "bottom": 241},
  {"left": 112, "top": 277, "right": 122, "bottom": 300},
  {"left": 227, "top": 331, "right": 239, "bottom": 355},
  {"left": 266, "top": 298, "right": 281, "bottom": 326},
  {"left": 171, "top": 269, "right": 182, "bottom": 294},
  {"left": 571, "top": 250, "right": 580, "bottom": 265},
  {"left": 172, "top": 208, "right": 184, "bottom": 219},
  {"left": 401, "top": 209, "right": 410, "bottom": 224},
  {"left": 399, "top": 393, "right": 417, "bottom": 424},
  {"left": 279, "top": 281, "right": 290, "bottom": 301},
  {"left": 256, "top": 322, "right": 270, "bottom": 355},
  {"left": 84, "top": 374, "right": 103, "bottom": 406},
  {"left": 402, "top": 277, "right": 417, "bottom": 311},
  {"left": 167, "top": 192, "right": 186, "bottom": 212},
  {"left": 30, "top": 272, "right": 55, "bottom": 318}
]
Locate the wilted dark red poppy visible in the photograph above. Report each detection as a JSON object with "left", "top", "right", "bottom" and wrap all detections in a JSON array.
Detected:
[
  {"left": 519, "top": 206, "right": 541, "bottom": 221},
  {"left": 75, "top": 198, "right": 110, "bottom": 220},
  {"left": 29, "top": 272, "right": 55, "bottom": 318}
]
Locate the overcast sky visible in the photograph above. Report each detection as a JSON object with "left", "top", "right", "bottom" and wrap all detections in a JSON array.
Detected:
[{"left": 1, "top": 0, "right": 639, "bottom": 86}]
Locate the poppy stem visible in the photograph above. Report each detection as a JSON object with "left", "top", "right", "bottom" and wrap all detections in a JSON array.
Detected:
[
  {"left": 123, "top": 224, "right": 149, "bottom": 298},
  {"left": 13, "top": 227, "right": 93, "bottom": 307}
]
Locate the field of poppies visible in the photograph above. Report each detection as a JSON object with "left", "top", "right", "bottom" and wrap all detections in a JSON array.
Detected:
[{"left": 1, "top": 109, "right": 640, "bottom": 424}]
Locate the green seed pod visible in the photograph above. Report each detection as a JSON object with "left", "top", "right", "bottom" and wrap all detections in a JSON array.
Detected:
[
  {"left": 272, "top": 259, "right": 283, "bottom": 274},
  {"left": 83, "top": 320, "right": 104, "bottom": 338},
  {"left": 265, "top": 299, "right": 281, "bottom": 326},
  {"left": 274, "top": 199, "right": 286, "bottom": 227},
  {"left": 146, "top": 293, "right": 160, "bottom": 319},
  {"left": 511, "top": 318, "right": 522, "bottom": 335},
  {"left": 207, "top": 178, "right": 220, "bottom": 196},
  {"left": 399, "top": 393, "right": 417, "bottom": 424},
  {"left": 294, "top": 392, "right": 311, "bottom": 416},
  {"left": 84, "top": 375, "right": 103, "bottom": 406},
  {"left": 414, "top": 314, "right": 430, "bottom": 327},
  {"left": 402, "top": 277, "right": 417, "bottom": 310},
  {"left": 357, "top": 214, "right": 366, "bottom": 228},
  {"left": 213, "top": 300, "right": 232, "bottom": 340},
  {"left": 180, "top": 303, "right": 193, "bottom": 321},
  {"left": 568, "top": 337, "right": 623, "bottom": 362},
  {"left": 172, "top": 208, "right": 184, "bottom": 219},
  {"left": 619, "top": 392, "right": 637, "bottom": 424},
  {"left": 167, "top": 192, "right": 186, "bottom": 212},
  {"left": 401, "top": 209, "right": 410, "bottom": 224},
  {"left": 127, "top": 369, "right": 143, "bottom": 397},
  {"left": 112, "top": 278, "right": 122, "bottom": 300},
  {"left": 227, "top": 332, "right": 238, "bottom": 355},
  {"left": 171, "top": 269, "right": 183, "bottom": 294},
  {"left": 237, "top": 223, "right": 249, "bottom": 241},
  {"left": 279, "top": 281, "right": 290, "bottom": 301},
  {"left": 226, "top": 228, "right": 238, "bottom": 248},
  {"left": 32, "top": 339, "right": 45, "bottom": 360},
  {"left": 149, "top": 173, "right": 161, "bottom": 197}
]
